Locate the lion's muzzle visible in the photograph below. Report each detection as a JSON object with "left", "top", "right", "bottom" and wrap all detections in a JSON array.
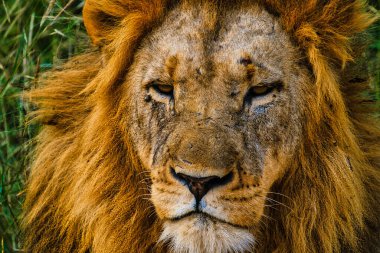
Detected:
[
  {"left": 171, "top": 168, "right": 234, "bottom": 203},
  {"left": 167, "top": 125, "right": 238, "bottom": 206}
]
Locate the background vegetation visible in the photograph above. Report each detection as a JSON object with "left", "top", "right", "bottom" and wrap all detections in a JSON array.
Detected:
[
  {"left": 0, "top": 0, "right": 87, "bottom": 251},
  {"left": 0, "top": 0, "right": 379, "bottom": 252}
]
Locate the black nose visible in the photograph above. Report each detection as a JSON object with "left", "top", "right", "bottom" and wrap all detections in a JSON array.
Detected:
[{"left": 171, "top": 168, "right": 233, "bottom": 202}]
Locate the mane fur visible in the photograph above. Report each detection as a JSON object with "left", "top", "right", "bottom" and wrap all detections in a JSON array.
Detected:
[{"left": 23, "top": 0, "right": 380, "bottom": 252}]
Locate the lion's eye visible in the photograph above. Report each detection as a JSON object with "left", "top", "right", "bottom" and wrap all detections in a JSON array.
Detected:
[
  {"left": 251, "top": 86, "right": 272, "bottom": 96},
  {"left": 244, "top": 82, "right": 283, "bottom": 104},
  {"left": 152, "top": 83, "right": 174, "bottom": 97}
]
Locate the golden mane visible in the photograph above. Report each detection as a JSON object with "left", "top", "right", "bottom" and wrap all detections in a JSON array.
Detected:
[{"left": 23, "top": 0, "right": 380, "bottom": 252}]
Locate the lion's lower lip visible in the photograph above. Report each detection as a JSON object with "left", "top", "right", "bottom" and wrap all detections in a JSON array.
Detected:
[
  {"left": 169, "top": 211, "right": 249, "bottom": 229},
  {"left": 170, "top": 211, "right": 203, "bottom": 221}
]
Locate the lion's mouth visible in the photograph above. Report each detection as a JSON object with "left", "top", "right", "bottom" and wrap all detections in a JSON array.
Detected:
[
  {"left": 160, "top": 211, "right": 256, "bottom": 252},
  {"left": 169, "top": 211, "right": 250, "bottom": 229}
]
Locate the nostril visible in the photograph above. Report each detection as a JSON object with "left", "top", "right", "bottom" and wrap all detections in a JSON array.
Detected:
[
  {"left": 170, "top": 168, "right": 187, "bottom": 184},
  {"left": 170, "top": 168, "right": 233, "bottom": 202}
]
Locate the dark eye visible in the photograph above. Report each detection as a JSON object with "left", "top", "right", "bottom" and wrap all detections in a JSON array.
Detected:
[
  {"left": 244, "top": 81, "right": 283, "bottom": 104},
  {"left": 151, "top": 83, "right": 174, "bottom": 97},
  {"left": 244, "top": 82, "right": 283, "bottom": 104},
  {"left": 250, "top": 86, "right": 274, "bottom": 96}
]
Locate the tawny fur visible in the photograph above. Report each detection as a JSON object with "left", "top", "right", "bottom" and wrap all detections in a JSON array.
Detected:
[{"left": 23, "top": 0, "right": 379, "bottom": 252}]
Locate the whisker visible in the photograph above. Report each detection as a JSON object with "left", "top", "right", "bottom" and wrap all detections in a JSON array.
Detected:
[
  {"left": 138, "top": 178, "right": 152, "bottom": 186},
  {"left": 147, "top": 207, "right": 157, "bottom": 219},
  {"left": 265, "top": 191, "right": 292, "bottom": 201},
  {"left": 264, "top": 197, "right": 292, "bottom": 211},
  {"left": 260, "top": 213, "right": 274, "bottom": 222},
  {"left": 137, "top": 170, "right": 151, "bottom": 176},
  {"left": 138, "top": 187, "right": 152, "bottom": 194}
]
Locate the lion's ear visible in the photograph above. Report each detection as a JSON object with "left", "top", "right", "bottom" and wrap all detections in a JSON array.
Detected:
[
  {"left": 83, "top": 0, "right": 169, "bottom": 46},
  {"left": 263, "top": 0, "right": 376, "bottom": 67},
  {"left": 82, "top": 0, "right": 168, "bottom": 96},
  {"left": 83, "top": 1, "right": 127, "bottom": 46}
]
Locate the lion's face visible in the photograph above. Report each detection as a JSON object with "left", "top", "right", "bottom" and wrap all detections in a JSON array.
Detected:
[
  {"left": 24, "top": 0, "right": 378, "bottom": 252},
  {"left": 122, "top": 2, "right": 309, "bottom": 252}
]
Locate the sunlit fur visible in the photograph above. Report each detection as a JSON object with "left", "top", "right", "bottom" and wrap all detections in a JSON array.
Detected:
[{"left": 23, "top": 0, "right": 379, "bottom": 252}]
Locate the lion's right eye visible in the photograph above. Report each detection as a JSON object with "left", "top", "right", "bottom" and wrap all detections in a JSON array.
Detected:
[{"left": 151, "top": 83, "right": 174, "bottom": 97}]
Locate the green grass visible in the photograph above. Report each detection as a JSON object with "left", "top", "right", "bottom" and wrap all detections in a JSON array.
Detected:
[
  {"left": 0, "top": 0, "right": 87, "bottom": 251},
  {"left": 368, "top": 4, "right": 380, "bottom": 100},
  {"left": 0, "top": 1, "right": 379, "bottom": 252}
]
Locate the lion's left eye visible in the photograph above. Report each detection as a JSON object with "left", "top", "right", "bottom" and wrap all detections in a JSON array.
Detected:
[
  {"left": 151, "top": 83, "right": 174, "bottom": 97},
  {"left": 250, "top": 86, "right": 273, "bottom": 96},
  {"left": 244, "top": 81, "right": 283, "bottom": 104}
]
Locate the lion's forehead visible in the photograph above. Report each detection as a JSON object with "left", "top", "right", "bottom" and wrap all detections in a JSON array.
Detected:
[{"left": 145, "top": 3, "right": 293, "bottom": 76}]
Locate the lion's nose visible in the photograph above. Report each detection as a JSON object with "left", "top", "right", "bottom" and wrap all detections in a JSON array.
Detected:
[{"left": 171, "top": 168, "right": 233, "bottom": 202}]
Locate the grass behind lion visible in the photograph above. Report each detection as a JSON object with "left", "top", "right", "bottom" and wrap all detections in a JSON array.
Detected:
[
  {"left": 0, "top": 0, "right": 378, "bottom": 252},
  {"left": 0, "top": 0, "right": 87, "bottom": 251}
]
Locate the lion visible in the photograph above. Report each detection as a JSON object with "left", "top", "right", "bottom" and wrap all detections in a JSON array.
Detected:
[{"left": 23, "top": 0, "right": 380, "bottom": 252}]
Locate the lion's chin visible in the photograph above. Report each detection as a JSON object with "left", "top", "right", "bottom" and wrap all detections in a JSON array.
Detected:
[{"left": 159, "top": 213, "right": 255, "bottom": 253}]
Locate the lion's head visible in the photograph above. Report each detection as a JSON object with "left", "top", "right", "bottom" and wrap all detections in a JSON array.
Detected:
[{"left": 24, "top": 1, "right": 380, "bottom": 253}]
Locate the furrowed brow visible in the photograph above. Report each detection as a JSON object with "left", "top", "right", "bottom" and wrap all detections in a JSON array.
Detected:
[{"left": 165, "top": 55, "right": 179, "bottom": 79}]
